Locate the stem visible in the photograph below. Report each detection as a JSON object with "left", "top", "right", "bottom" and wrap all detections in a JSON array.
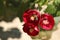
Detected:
[{"left": 34, "top": 0, "right": 54, "bottom": 15}]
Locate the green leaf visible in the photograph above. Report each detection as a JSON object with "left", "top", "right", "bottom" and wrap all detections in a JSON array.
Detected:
[
  {"left": 54, "top": 0, "right": 60, "bottom": 5},
  {"left": 56, "top": 11, "right": 60, "bottom": 16},
  {"left": 38, "top": 0, "right": 47, "bottom": 6},
  {"left": 45, "top": 4, "right": 56, "bottom": 14},
  {"left": 54, "top": 16, "right": 60, "bottom": 24}
]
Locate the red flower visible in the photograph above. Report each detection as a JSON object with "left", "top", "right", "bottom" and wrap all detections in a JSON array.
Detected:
[
  {"left": 23, "top": 9, "right": 40, "bottom": 25},
  {"left": 23, "top": 23, "right": 39, "bottom": 36},
  {"left": 39, "top": 14, "right": 55, "bottom": 30}
]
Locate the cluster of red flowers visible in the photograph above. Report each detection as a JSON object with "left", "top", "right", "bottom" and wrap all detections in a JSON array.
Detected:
[{"left": 23, "top": 9, "right": 55, "bottom": 36}]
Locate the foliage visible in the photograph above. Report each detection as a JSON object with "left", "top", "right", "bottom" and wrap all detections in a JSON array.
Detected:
[{"left": 0, "top": 0, "right": 60, "bottom": 21}]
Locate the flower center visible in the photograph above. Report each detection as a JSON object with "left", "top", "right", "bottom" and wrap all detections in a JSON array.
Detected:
[
  {"left": 43, "top": 19, "right": 49, "bottom": 25},
  {"left": 31, "top": 16, "right": 35, "bottom": 21},
  {"left": 30, "top": 28, "right": 34, "bottom": 33},
  {"left": 30, "top": 15, "right": 38, "bottom": 21}
]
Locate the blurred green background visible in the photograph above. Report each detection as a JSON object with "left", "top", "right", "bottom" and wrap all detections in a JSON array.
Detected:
[{"left": 0, "top": 0, "right": 60, "bottom": 22}]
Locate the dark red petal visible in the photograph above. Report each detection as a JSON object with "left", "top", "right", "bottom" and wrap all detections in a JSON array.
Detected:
[
  {"left": 23, "top": 23, "right": 39, "bottom": 36},
  {"left": 28, "top": 26, "right": 39, "bottom": 36},
  {"left": 23, "top": 9, "right": 40, "bottom": 25},
  {"left": 40, "top": 14, "right": 55, "bottom": 30}
]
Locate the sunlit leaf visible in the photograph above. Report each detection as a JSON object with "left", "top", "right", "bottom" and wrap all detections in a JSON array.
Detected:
[
  {"left": 54, "top": 0, "right": 60, "bottom": 5},
  {"left": 38, "top": 0, "right": 46, "bottom": 6}
]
